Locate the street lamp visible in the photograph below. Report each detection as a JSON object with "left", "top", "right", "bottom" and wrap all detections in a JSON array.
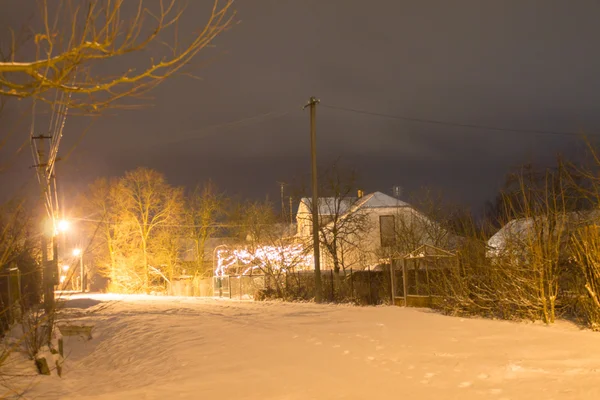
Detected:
[
  {"left": 72, "top": 248, "right": 84, "bottom": 292},
  {"left": 57, "top": 219, "right": 70, "bottom": 233}
]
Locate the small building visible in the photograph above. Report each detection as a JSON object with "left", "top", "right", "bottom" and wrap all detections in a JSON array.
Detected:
[
  {"left": 486, "top": 211, "right": 600, "bottom": 259},
  {"left": 296, "top": 191, "right": 451, "bottom": 270}
]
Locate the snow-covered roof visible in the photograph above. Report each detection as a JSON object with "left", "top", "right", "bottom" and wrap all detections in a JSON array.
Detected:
[
  {"left": 298, "top": 192, "right": 409, "bottom": 217},
  {"left": 297, "top": 197, "right": 357, "bottom": 216},
  {"left": 353, "top": 191, "right": 409, "bottom": 209},
  {"left": 487, "top": 210, "right": 600, "bottom": 256}
]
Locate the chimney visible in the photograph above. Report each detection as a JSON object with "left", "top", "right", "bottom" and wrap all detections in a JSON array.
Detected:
[{"left": 357, "top": 190, "right": 364, "bottom": 198}]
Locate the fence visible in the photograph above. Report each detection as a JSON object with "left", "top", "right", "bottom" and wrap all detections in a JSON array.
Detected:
[
  {"left": 0, "top": 266, "right": 22, "bottom": 336},
  {"left": 169, "top": 262, "right": 456, "bottom": 308},
  {"left": 168, "top": 276, "right": 214, "bottom": 297},
  {"left": 212, "top": 269, "right": 396, "bottom": 305}
]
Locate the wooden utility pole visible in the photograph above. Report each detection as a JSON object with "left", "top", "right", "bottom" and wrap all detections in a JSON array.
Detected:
[
  {"left": 32, "top": 134, "right": 57, "bottom": 314},
  {"left": 303, "top": 96, "right": 322, "bottom": 302},
  {"left": 278, "top": 182, "right": 286, "bottom": 222}
]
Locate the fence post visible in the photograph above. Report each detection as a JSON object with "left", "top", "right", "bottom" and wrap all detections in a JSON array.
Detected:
[
  {"left": 228, "top": 276, "right": 232, "bottom": 299},
  {"left": 389, "top": 259, "right": 395, "bottom": 305},
  {"left": 402, "top": 259, "right": 408, "bottom": 307},
  {"left": 240, "top": 276, "right": 242, "bottom": 300},
  {"left": 367, "top": 265, "right": 372, "bottom": 305},
  {"left": 6, "top": 272, "right": 12, "bottom": 325},
  {"left": 330, "top": 270, "right": 334, "bottom": 302},
  {"left": 425, "top": 260, "right": 431, "bottom": 298},
  {"left": 350, "top": 268, "right": 354, "bottom": 302},
  {"left": 285, "top": 273, "right": 288, "bottom": 298}
]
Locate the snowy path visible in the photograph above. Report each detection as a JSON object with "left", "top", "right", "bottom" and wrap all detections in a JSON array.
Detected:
[{"left": 15, "top": 294, "right": 600, "bottom": 399}]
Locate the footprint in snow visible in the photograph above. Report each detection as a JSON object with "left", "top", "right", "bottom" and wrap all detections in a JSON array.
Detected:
[
  {"left": 478, "top": 373, "right": 490, "bottom": 380},
  {"left": 458, "top": 382, "right": 472, "bottom": 388}
]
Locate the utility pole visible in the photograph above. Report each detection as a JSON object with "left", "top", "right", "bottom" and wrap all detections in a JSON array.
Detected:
[
  {"left": 278, "top": 182, "right": 286, "bottom": 222},
  {"left": 289, "top": 196, "right": 293, "bottom": 225},
  {"left": 32, "top": 133, "right": 57, "bottom": 315},
  {"left": 303, "top": 96, "right": 322, "bottom": 302}
]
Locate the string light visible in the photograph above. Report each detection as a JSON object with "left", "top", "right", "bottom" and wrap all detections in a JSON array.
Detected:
[{"left": 215, "top": 244, "right": 313, "bottom": 276}]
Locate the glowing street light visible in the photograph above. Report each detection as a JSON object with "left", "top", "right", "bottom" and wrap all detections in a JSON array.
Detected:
[
  {"left": 60, "top": 276, "right": 66, "bottom": 283},
  {"left": 62, "top": 265, "right": 70, "bottom": 272},
  {"left": 72, "top": 248, "right": 82, "bottom": 257},
  {"left": 57, "top": 219, "right": 70, "bottom": 233}
]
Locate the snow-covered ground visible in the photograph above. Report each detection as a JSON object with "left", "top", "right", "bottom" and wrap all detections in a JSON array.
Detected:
[{"left": 4, "top": 294, "right": 600, "bottom": 399}]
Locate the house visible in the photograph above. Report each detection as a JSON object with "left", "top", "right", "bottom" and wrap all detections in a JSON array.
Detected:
[
  {"left": 486, "top": 211, "right": 600, "bottom": 259},
  {"left": 296, "top": 191, "right": 450, "bottom": 270},
  {"left": 296, "top": 196, "right": 357, "bottom": 237}
]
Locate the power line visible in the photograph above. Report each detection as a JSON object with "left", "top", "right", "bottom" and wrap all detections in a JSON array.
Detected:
[
  {"left": 147, "top": 109, "right": 292, "bottom": 148},
  {"left": 75, "top": 216, "right": 275, "bottom": 229},
  {"left": 320, "top": 103, "right": 592, "bottom": 138}
]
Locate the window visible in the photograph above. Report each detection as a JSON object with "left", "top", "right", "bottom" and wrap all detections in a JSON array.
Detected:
[{"left": 380, "top": 215, "right": 396, "bottom": 247}]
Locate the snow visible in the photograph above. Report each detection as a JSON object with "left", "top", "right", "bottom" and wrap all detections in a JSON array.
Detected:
[
  {"left": 4, "top": 294, "right": 600, "bottom": 399},
  {"left": 354, "top": 191, "right": 410, "bottom": 209}
]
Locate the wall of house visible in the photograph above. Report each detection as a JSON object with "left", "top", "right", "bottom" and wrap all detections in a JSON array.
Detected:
[
  {"left": 330, "top": 207, "right": 444, "bottom": 270},
  {"left": 296, "top": 202, "right": 312, "bottom": 237},
  {"left": 297, "top": 201, "right": 447, "bottom": 271}
]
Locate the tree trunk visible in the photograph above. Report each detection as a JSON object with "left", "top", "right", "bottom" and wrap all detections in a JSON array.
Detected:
[{"left": 141, "top": 237, "right": 149, "bottom": 293}]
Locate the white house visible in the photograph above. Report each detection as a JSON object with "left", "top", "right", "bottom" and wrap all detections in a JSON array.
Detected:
[
  {"left": 486, "top": 211, "right": 600, "bottom": 259},
  {"left": 296, "top": 191, "right": 448, "bottom": 270}
]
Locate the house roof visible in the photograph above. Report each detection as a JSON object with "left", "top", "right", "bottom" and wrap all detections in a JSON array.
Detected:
[
  {"left": 298, "top": 192, "right": 409, "bottom": 216},
  {"left": 404, "top": 244, "right": 456, "bottom": 259},
  {"left": 297, "top": 197, "right": 357, "bottom": 216},
  {"left": 353, "top": 191, "right": 409, "bottom": 209},
  {"left": 487, "top": 210, "right": 600, "bottom": 254}
]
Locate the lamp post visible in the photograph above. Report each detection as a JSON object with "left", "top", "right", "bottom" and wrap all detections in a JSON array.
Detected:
[{"left": 73, "top": 248, "right": 84, "bottom": 292}]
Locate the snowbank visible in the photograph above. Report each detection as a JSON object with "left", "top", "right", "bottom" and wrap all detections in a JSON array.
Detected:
[{"left": 4, "top": 294, "right": 600, "bottom": 399}]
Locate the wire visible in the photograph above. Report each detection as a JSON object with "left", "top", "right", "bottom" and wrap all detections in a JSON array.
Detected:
[
  {"left": 155, "top": 109, "right": 292, "bottom": 147},
  {"left": 75, "top": 216, "right": 275, "bottom": 229},
  {"left": 320, "top": 104, "right": 591, "bottom": 138}
]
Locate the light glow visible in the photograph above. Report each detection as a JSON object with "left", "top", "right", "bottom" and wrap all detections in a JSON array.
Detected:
[
  {"left": 62, "top": 265, "right": 70, "bottom": 271},
  {"left": 57, "top": 219, "right": 70, "bottom": 233},
  {"left": 60, "top": 275, "right": 66, "bottom": 283},
  {"left": 215, "top": 244, "right": 313, "bottom": 277},
  {"left": 72, "top": 248, "right": 82, "bottom": 257}
]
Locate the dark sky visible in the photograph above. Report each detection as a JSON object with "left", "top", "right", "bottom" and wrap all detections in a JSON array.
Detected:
[{"left": 2, "top": 0, "right": 600, "bottom": 213}]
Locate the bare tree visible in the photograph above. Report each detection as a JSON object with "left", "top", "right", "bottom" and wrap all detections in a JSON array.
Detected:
[
  {"left": 79, "top": 177, "right": 139, "bottom": 291},
  {"left": 391, "top": 188, "right": 454, "bottom": 256},
  {"left": 185, "top": 181, "right": 225, "bottom": 278},
  {"left": 234, "top": 200, "right": 309, "bottom": 296},
  {"left": 0, "top": 0, "right": 235, "bottom": 111},
  {"left": 119, "top": 167, "right": 183, "bottom": 292},
  {"left": 298, "top": 164, "right": 370, "bottom": 275}
]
